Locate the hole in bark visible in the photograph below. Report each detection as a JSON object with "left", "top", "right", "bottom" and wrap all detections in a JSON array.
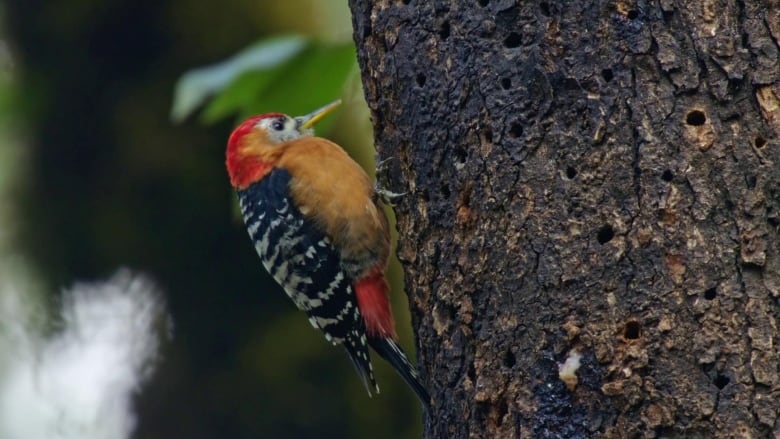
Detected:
[
  {"left": 661, "top": 169, "right": 674, "bottom": 182},
  {"left": 504, "top": 350, "right": 516, "bottom": 368},
  {"left": 597, "top": 225, "right": 614, "bottom": 244},
  {"left": 741, "top": 29, "right": 750, "bottom": 47},
  {"left": 484, "top": 128, "right": 493, "bottom": 143},
  {"left": 624, "top": 321, "right": 641, "bottom": 339},
  {"left": 454, "top": 146, "right": 468, "bottom": 164},
  {"left": 714, "top": 374, "right": 729, "bottom": 389},
  {"left": 501, "top": 77, "right": 512, "bottom": 89},
  {"left": 496, "top": 398, "right": 509, "bottom": 422},
  {"left": 566, "top": 166, "right": 577, "bottom": 179},
  {"left": 754, "top": 136, "right": 767, "bottom": 149},
  {"left": 746, "top": 175, "right": 757, "bottom": 189},
  {"left": 697, "top": 59, "right": 709, "bottom": 80},
  {"left": 508, "top": 122, "right": 523, "bottom": 138},
  {"left": 419, "top": 188, "right": 430, "bottom": 202},
  {"left": 728, "top": 78, "right": 743, "bottom": 93},
  {"left": 401, "top": 0, "right": 411, "bottom": 4},
  {"left": 626, "top": 9, "right": 638, "bottom": 19},
  {"left": 467, "top": 364, "right": 476, "bottom": 381},
  {"left": 601, "top": 68, "right": 614, "bottom": 82},
  {"left": 440, "top": 183, "right": 451, "bottom": 198},
  {"left": 540, "top": 1, "right": 551, "bottom": 16},
  {"left": 439, "top": 21, "right": 451, "bottom": 40},
  {"left": 416, "top": 73, "right": 426, "bottom": 87},
  {"left": 478, "top": 0, "right": 489, "bottom": 6},
  {"left": 504, "top": 32, "right": 522, "bottom": 48},
  {"left": 704, "top": 287, "right": 717, "bottom": 300},
  {"left": 662, "top": 9, "right": 674, "bottom": 21},
  {"left": 686, "top": 110, "right": 706, "bottom": 126},
  {"left": 768, "top": 217, "right": 779, "bottom": 228}
]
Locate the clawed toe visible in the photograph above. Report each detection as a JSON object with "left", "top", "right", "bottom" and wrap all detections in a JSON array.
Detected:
[
  {"left": 375, "top": 185, "right": 406, "bottom": 205},
  {"left": 374, "top": 156, "right": 405, "bottom": 205}
]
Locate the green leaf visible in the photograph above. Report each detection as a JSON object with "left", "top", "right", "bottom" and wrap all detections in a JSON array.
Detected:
[
  {"left": 199, "top": 61, "right": 289, "bottom": 124},
  {"left": 203, "top": 41, "right": 357, "bottom": 127},
  {"left": 170, "top": 35, "right": 307, "bottom": 123}
]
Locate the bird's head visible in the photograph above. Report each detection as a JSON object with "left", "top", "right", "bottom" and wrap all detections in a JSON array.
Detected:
[{"left": 225, "top": 100, "right": 341, "bottom": 189}]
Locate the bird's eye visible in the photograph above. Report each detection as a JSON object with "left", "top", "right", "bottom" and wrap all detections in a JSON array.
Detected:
[{"left": 272, "top": 119, "right": 285, "bottom": 131}]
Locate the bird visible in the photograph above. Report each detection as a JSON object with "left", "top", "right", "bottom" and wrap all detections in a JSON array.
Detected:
[{"left": 225, "top": 99, "right": 430, "bottom": 408}]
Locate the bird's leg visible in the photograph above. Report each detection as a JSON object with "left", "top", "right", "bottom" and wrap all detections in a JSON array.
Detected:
[{"left": 374, "top": 156, "right": 406, "bottom": 205}]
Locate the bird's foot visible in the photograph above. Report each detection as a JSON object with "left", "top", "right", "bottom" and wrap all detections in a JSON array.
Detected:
[
  {"left": 374, "top": 156, "right": 405, "bottom": 205},
  {"left": 375, "top": 184, "right": 406, "bottom": 205},
  {"left": 375, "top": 156, "right": 394, "bottom": 176}
]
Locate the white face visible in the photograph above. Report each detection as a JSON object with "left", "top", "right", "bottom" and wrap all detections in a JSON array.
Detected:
[{"left": 256, "top": 115, "right": 314, "bottom": 144}]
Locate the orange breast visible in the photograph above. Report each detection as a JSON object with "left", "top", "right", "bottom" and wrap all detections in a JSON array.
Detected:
[{"left": 279, "top": 137, "right": 390, "bottom": 267}]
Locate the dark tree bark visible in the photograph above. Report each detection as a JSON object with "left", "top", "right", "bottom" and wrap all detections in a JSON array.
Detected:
[{"left": 350, "top": 0, "right": 780, "bottom": 437}]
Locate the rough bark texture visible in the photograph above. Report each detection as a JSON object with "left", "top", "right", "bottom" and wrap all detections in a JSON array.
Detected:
[{"left": 350, "top": 0, "right": 780, "bottom": 437}]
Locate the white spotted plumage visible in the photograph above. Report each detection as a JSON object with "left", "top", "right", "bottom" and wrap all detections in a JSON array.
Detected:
[{"left": 236, "top": 170, "right": 378, "bottom": 394}]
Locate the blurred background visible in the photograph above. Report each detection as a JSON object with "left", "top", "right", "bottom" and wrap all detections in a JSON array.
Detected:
[{"left": 0, "top": 1, "right": 422, "bottom": 437}]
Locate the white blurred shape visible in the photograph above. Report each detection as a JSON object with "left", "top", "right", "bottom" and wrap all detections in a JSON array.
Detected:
[{"left": 0, "top": 269, "right": 169, "bottom": 439}]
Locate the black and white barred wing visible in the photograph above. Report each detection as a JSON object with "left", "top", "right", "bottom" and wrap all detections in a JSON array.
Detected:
[{"left": 237, "top": 169, "right": 378, "bottom": 395}]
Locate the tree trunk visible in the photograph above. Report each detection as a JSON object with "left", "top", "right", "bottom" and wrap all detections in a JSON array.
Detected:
[{"left": 349, "top": 0, "right": 780, "bottom": 437}]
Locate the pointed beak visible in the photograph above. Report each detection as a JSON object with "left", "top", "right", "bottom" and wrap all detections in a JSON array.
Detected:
[{"left": 296, "top": 99, "right": 342, "bottom": 130}]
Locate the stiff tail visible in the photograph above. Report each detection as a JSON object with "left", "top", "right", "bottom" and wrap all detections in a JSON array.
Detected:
[
  {"left": 343, "top": 330, "right": 379, "bottom": 397},
  {"left": 368, "top": 336, "right": 431, "bottom": 409}
]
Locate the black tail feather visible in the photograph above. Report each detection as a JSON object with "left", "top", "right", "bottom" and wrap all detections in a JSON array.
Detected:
[
  {"left": 343, "top": 331, "right": 379, "bottom": 397},
  {"left": 368, "top": 336, "right": 431, "bottom": 410}
]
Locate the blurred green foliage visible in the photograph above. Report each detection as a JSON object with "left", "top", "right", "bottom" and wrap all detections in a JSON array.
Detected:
[
  {"left": 172, "top": 36, "right": 357, "bottom": 125},
  {"left": 3, "top": 0, "right": 422, "bottom": 438}
]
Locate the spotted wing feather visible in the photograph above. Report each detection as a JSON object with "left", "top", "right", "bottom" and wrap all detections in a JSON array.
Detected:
[{"left": 237, "top": 168, "right": 378, "bottom": 395}]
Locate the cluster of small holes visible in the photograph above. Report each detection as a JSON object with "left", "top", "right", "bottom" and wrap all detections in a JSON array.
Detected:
[
  {"left": 566, "top": 166, "right": 577, "bottom": 179},
  {"left": 504, "top": 32, "right": 522, "bottom": 48},
  {"left": 624, "top": 321, "right": 641, "bottom": 339},
  {"left": 686, "top": 110, "right": 706, "bottom": 126},
  {"left": 597, "top": 225, "right": 614, "bottom": 244},
  {"left": 416, "top": 73, "right": 426, "bottom": 87},
  {"left": 703, "top": 287, "right": 717, "bottom": 300},
  {"left": 439, "top": 21, "right": 450, "bottom": 40},
  {"left": 601, "top": 68, "right": 614, "bottom": 82},
  {"left": 661, "top": 169, "right": 674, "bottom": 182},
  {"left": 754, "top": 136, "right": 767, "bottom": 149},
  {"left": 501, "top": 77, "right": 512, "bottom": 90}
]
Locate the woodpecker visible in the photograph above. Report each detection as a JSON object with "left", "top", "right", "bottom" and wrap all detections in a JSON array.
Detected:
[{"left": 225, "top": 100, "right": 430, "bottom": 408}]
